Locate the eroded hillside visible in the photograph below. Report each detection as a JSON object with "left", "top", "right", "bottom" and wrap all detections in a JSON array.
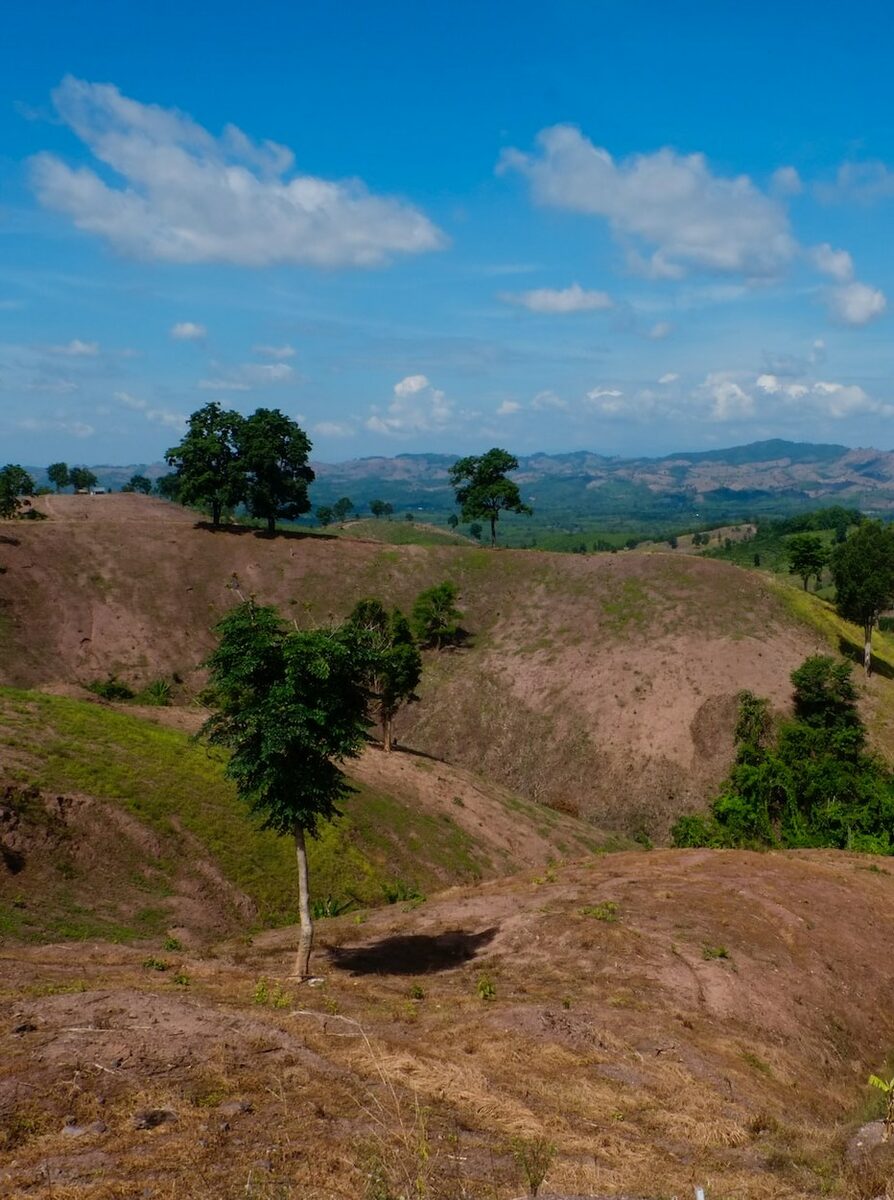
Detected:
[{"left": 0, "top": 494, "right": 837, "bottom": 836}]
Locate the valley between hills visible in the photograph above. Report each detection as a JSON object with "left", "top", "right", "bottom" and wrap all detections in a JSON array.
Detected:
[{"left": 1, "top": 493, "right": 894, "bottom": 1199}]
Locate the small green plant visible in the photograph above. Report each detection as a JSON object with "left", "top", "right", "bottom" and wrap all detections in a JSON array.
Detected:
[
  {"left": 702, "top": 943, "right": 730, "bottom": 961},
  {"left": 381, "top": 880, "right": 424, "bottom": 905},
  {"left": 510, "top": 1133, "right": 556, "bottom": 1198},
  {"left": 253, "top": 978, "right": 292, "bottom": 1008},
  {"left": 561, "top": 996, "right": 572, "bottom": 1010},
  {"left": 310, "top": 894, "right": 353, "bottom": 919},
  {"left": 173, "top": 971, "right": 190, "bottom": 987},
  {"left": 163, "top": 935, "right": 183, "bottom": 952},
  {"left": 408, "top": 983, "right": 425, "bottom": 1001},
  {"left": 579, "top": 901, "right": 618, "bottom": 922},
  {"left": 142, "top": 956, "right": 170, "bottom": 972},
  {"left": 87, "top": 676, "right": 134, "bottom": 701},
  {"left": 476, "top": 973, "right": 496, "bottom": 1002},
  {"left": 253, "top": 978, "right": 271, "bottom": 1005},
  {"left": 868, "top": 1073, "right": 894, "bottom": 1140},
  {"left": 139, "top": 679, "right": 172, "bottom": 706}
]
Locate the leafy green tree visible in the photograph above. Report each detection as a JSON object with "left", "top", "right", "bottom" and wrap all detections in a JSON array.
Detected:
[
  {"left": 332, "top": 497, "right": 354, "bottom": 523},
  {"left": 346, "top": 600, "right": 422, "bottom": 751},
  {"left": 155, "top": 473, "right": 181, "bottom": 500},
  {"left": 69, "top": 466, "right": 98, "bottom": 492},
  {"left": 315, "top": 505, "right": 334, "bottom": 527},
  {"left": 469, "top": 522, "right": 482, "bottom": 542},
  {"left": 369, "top": 498, "right": 387, "bottom": 519},
  {"left": 667, "top": 535, "right": 678, "bottom": 550},
  {"left": 447, "top": 513, "right": 458, "bottom": 530},
  {"left": 203, "top": 600, "right": 368, "bottom": 979},
  {"left": 124, "top": 474, "right": 153, "bottom": 495},
  {"left": 411, "top": 581, "right": 463, "bottom": 649},
  {"left": 165, "top": 401, "right": 245, "bottom": 527},
  {"left": 448, "top": 448, "right": 532, "bottom": 547},
  {"left": 404, "top": 511, "right": 414, "bottom": 522},
  {"left": 787, "top": 533, "right": 828, "bottom": 591},
  {"left": 47, "top": 462, "right": 69, "bottom": 493},
  {"left": 0, "top": 465, "right": 35, "bottom": 519},
  {"left": 237, "top": 408, "right": 314, "bottom": 534},
  {"left": 830, "top": 520, "right": 894, "bottom": 673},
  {"left": 382, "top": 501, "right": 394, "bottom": 520}
]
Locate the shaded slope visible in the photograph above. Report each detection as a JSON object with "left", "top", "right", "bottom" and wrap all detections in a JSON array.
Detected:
[
  {"left": 1, "top": 495, "right": 831, "bottom": 835},
  {"left": 0, "top": 687, "right": 600, "bottom": 943}
]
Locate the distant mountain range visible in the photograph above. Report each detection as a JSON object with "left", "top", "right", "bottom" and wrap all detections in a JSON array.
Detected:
[{"left": 28, "top": 439, "right": 894, "bottom": 525}]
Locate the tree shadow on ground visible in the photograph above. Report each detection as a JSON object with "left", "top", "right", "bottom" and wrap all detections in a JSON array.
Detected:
[
  {"left": 0, "top": 534, "right": 21, "bottom": 546},
  {"left": 837, "top": 635, "right": 894, "bottom": 680},
  {"left": 193, "top": 521, "right": 336, "bottom": 541},
  {"left": 327, "top": 926, "right": 498, "bottom": 976}
]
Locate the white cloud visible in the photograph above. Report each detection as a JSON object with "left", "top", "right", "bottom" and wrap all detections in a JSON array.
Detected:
[
  {"left": 115, "top": 389, "right": 147, "bottom": 410},
  {"left": 530, "top": 389, "right": 568, "bottom": 411},
  {"left": 699, "top": 372, "right": 755, "bottom": 421},
  {"left": 810, "top": 243, "right": 854, "bottom": 282},
  {"left": 254, "top": 343, "right": 295, "bottom": 359},
  {"left": 771, "top": 165, "right": 803, "bottom": 196},
  {"left": 366, "top": 375, "right": 453, "bottom": 435},
  {"left": 816, "top": 161, "right": 894, "bottom": 205},
  {"left": 17, "top": 417, "right": 94, "bottom": 437},
  {"left": 585, "top": 387, "right": 625, "bottom": 414},
  {"left": 700, "top": 370, "right": 893, "bottom": 421},
  {"left": 313, "top": 420, "right": 355, "bottom": 437},
  {"left": 49, "top": 338, "right": 99, "bottom": 356},
  {"left": 755, "top": 373, "right": 807, "bottom": 400},
  {"left": 500, "top": 125, "right": 797, "bottom": 279},
  {"left": 648, "top": 321, "right": 673, "bottom": 340},
  {"left": 810, "top": 380, "right": 893, "bottom": 418},
  {"left": 25, "top": 378, "right": 78, "bottom": 394},
  {"left": 115, "top": 390, "right": 186, "bottom": 428},
  {"left": 32, "top": 76, "right": 445, "bottom": 268},
  {"left": 198, "top": 361, "right": 294, "bottom": 390},
  {"left": 658, "top": 372, "right": 679, "bottom": 384},
  {"left": 171, "top": 321, "right": 206, "bottom": 341},
  {"left": 501, "top": 282, "right": 612, "bottom": 313},
  {"left": 496, "top": 399, "right": 520, "bottom": 415},
  {"left": 828, "top": 281, "right": 887, "bottom": 326}
]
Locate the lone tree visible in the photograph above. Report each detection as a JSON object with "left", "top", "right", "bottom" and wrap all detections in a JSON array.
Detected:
[
  {"left": 347, "top": 599, "right": 422, "bottom": 751},
  {"left": 447, "top": 513, "right": 458, "bottom": 530},
  {"left": 69, "top": 466, "right": 98, "bottom": 492},
  {"left": 0, "top": 465, "right": 35, "bottom": 519},
  {"left": 448, "top": 448, "right": 532, "bottom": 546},
  {"left": 47, "top": 462, "right": 70, "bottom": 493},
  {"left": 315, "top": 505, "right": 334, "bottom": 527},
  {"left": 787, "top": 533, "right": 828, "bottom": 591},
  {"left": 123, "top": 474, "right": 153, "bottom": 495},
  {"left": 203, "top": 599, "right": 369, "bottom": 980},
  {"left": 830, "top": 520, "right": 894, "bottom": 674},
  {"left": 165, "top": 402, "right": 245, "bottom": 527},
  {"left": 369, "top": 498, "right": 387, "bottom": 519},
  {"left": 238, "top": 408, "right": 314, "bottom": 534},
  {"left": 332, "top": 497, "right": 354, "bottom": 524},
  {"left": 155, "top": 473, "right": 181, "bottom": 500},
  {"left": 412, "top": 581, "right": 463, "bottom": 648}
]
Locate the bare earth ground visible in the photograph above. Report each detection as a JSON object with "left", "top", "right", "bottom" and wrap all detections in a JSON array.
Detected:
[
  {"left": 0, "top": 496, "right": 833, "bottom": 836},
  {"left": 1, "top": 849, "right": 893, "bottom": 1198}
]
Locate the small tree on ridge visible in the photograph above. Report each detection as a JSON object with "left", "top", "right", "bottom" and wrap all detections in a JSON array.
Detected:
[
  {"left": 830, "top": 520, "right": 894, "bottom": 674},
  {"left": 448, "top": 448, "right": 532, "bottom": 547}
]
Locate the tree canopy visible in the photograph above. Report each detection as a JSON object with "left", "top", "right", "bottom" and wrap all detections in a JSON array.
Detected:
[
  {"left": 448, "top": 448, "right": 532, "bottom": 546},
  {"left": 165, "top": 401, "right": 245, "bottom": 527},
  {"left": 786, "top": 533, "right": 828, "bottom": 591},
  {"left": 0, "top": 465, "right": 35, "bottom": 519},
  {"left": 346, "top": 599, "right": 421, "bottom": 751},
  {"left": 830, "top": 519, "right": 894, "bottom": 673},
  {"left": 237, "top": 408, "right": 315, "bottom": 534},
  {"left": 47, "top": 462, "right": 70, "bottom": 493},
  {"left": 411, "top": 581, "right": 463, "bottom": 648},
  {"left": 123, "top": 474, "right": 153, "bottom": 495},
  {"left": 69, "top": 466, "right": 98, "bottom": 492},
  {"left": 203, "top": 599, "right": 369, "bottom": 978}
]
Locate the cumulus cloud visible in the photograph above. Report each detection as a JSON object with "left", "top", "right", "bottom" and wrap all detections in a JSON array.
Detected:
[
  {"left": 699, "top": 373, "right": 756, "bottom": 421},
  {"left": 31, "top": 76, "right": 445, "bottom": 268},
  {"left": 771, "top": 165, "right": 803, "bottom": 196},
  {"left": 49, "top": 338, "right": 99, "bottom": 356},
  {"left": 810, "top": 243, "right": 854, "bottom": 282},
  {"left": 700, "top": 371, "right": 894, "bottom": 421},
  {"left": 114, "top": 390, "right": 186, "bottom": 428},
  {"left": 17, "top": 417, "right": 94, "bottom": 437},
  {"left": 198, "top": 362, "right": 294, "bottom": 390},
  {"left": 313, "top": 420, "right": 355, "bottom": 437},
  {"left": 648, "top": 321, "right": 673, "bottom": 340},
  {"left": 828, "top": 281, "right": 887, "bottom": 326},
  {"left": 253, "top": 344, "right": 295, "bottom": 359},
  {"left": 530, "top": 389, "right": 569, "bottom": 411},
  {"left": 585, "top": 387, "right": 625, "bottom": 414},
  {"left": 500, "top": 125, "right": 797, "bottom": 279},
  {"left": 500, "top": 282, "right": 612, "bottom": 313},
  {"left": 658, "top": 372, "right": 679, "bottom": 384},
  {"left": 171, "top": 322, "right": 206, "bottom": 341},
  {"left": 366, "top": 374, "right": 453, "bottom": 435},
  {"left": 816, "top": 161, "right": 894, "bottom": 205},
  {"left": 496, "top": 399, "right": 520, "bottom": 415}
]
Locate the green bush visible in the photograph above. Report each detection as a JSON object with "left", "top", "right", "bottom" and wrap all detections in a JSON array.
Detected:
[{"left": 87, "top": 676, "right": 134, "bottom": 701}]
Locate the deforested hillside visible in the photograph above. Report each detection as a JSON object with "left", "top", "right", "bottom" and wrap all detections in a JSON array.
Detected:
[{"left": 0, "top": 494, "right": 836, "bottom": 836}]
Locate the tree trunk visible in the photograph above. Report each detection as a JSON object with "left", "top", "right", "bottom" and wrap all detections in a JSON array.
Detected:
[
  {"left": 292, "top": 824, "right": 314, "bottom": 980},
  {"left": 490, "top": 514, "right": 496, "bottom": 547},
  {"left": 864, "top": 622, "right": 873, "bottom": 676},
  {"left": 267, "top": 514, "right": 275, "bottom": 535},
  {"left": 383, "top": 711, "right": 393, "bottom": 752},
  {"left": 212, "top": 500, "right": 221, "bottom": 527},
  {"left": 802, "top": 576, "right": 808, "bottom": 591}
]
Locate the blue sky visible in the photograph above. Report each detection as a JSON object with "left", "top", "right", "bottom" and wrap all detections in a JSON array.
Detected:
[{"left": 4, "top": 1, "right": 894, "bottom": 465}]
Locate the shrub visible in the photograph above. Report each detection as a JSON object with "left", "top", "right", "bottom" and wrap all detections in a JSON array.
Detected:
[
  {"left": 511, "top": 1134, "right": 556, "bottom": 1198},
  {"left": 138, "top": 679, "right": 172, "bottom": 706},
  {"left": 579, "top": 901, "right": 618, "bottom": 922},
  {"left": 87, "top": 676, "right": 134, "bottom": 701},
  {"left": 476, "top": 973, "right": 496, "bottom": 1001}
]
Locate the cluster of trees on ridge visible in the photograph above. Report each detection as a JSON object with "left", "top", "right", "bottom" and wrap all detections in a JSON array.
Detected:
[{"left": 203, "top": 577, "right": 464, "bottom": 979}]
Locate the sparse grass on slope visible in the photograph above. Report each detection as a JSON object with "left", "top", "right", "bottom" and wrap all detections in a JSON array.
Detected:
[{"left": 332, "top": 517, "right": 473, "bottom": 546}]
